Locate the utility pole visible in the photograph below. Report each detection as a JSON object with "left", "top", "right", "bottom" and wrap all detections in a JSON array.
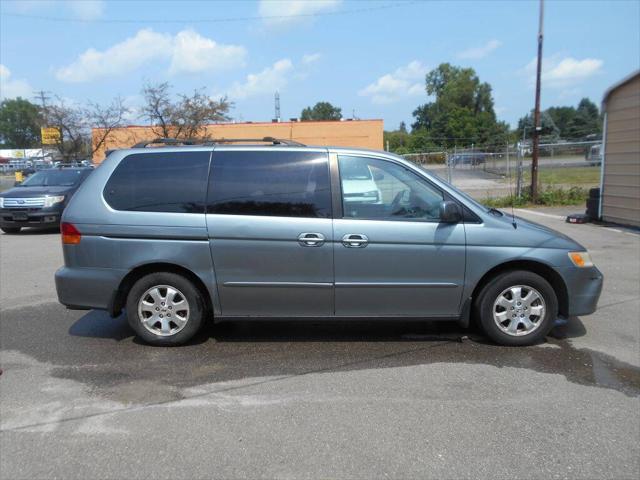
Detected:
[
  {"left": 33, "top": 90, "right": 51, "bottom": 123},
  {"left": 530, "top": 0, "right": 544, "bottom": 201},
  {"left": 33, "top": 90, "right": 52, "bottom": 160}
]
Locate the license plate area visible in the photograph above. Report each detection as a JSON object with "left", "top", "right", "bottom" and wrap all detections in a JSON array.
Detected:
[{"left": 12, "top": 212, "right": 28, "bottom": 221}]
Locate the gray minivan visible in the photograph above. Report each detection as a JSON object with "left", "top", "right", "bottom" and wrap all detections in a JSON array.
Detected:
[{"left": 55, "top": 139, "right": 603, "bottom": 346}]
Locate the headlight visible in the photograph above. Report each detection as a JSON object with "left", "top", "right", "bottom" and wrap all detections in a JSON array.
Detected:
[
  {"left": 44, "top": 195, "right": 65, "bottom": 208},
  {"left": 568, "top": 251, "right": 594, "bottom": 268},
  {"left": 0, "top": 197, "right": 4, "bottom": 208}
]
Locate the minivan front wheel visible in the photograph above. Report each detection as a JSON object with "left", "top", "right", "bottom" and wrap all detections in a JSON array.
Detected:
[
  {"left": 477, "top": 270, "right": 558, "bottom": 346},
  {"left": 125, "top": 272, "right": 205, "bottom": 346}
]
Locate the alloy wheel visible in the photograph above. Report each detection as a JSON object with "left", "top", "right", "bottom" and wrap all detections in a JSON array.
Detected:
[
  {"left": 492, "top": 285, "right": 546, "bottom": 337},
  {"left": 137, "top": 285, "right": 190, "bottom": 336}
]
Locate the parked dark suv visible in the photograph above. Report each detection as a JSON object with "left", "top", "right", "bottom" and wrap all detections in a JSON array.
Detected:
[{"left": 0, "top": 166, "right": 93, "bottom": 233}]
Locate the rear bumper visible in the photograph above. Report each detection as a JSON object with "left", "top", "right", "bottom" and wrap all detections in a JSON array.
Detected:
[
  {"left": 558, "top": 265, "right": 604, "bottom": 317},
  {"left": 55, "top": 266, "right": 126, "bottom": 311}
]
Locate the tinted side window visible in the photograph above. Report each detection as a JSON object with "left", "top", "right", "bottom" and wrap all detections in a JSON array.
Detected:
[
  {"left": 339, "top": 155, "right": 443, "bottom": 221},
  {"left": 208, "top": 151, "right": 331, "bottom": 218},
  {"left": 104, "top": 152, "right": 210, "bottom": 213}
]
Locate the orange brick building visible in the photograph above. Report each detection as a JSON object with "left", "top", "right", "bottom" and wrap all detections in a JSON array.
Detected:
[{"left": 91, "top": 119, "right": 384, "bottom": 163}]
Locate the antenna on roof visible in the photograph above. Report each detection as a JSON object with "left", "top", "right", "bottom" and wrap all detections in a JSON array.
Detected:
[{"left": 274, "top": 91, "right": 281, "bottom": 123}]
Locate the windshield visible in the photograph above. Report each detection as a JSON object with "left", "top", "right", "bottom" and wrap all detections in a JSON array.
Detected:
[{"left": 20, "top": 169, "right": 85, "bottom": 187}]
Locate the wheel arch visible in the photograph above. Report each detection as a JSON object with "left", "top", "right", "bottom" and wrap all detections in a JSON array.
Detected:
[
  {"left": 110, "top": 262, "right": 213, "bottom": 318},
  {"left": 470, "top": 260, "right": 569, "bottom": 318}
]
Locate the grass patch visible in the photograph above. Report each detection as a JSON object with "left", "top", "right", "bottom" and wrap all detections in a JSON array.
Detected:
[
  {"left": 483, "top": 186, "right": 588, "bottom": 208},
  {"left": 521, "top": 166, "right": 600, "bottom": 185}
]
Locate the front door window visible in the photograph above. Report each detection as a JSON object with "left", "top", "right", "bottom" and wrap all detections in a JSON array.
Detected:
[{"left": 338, "top": 155, "right": 443, "bottom": 221}]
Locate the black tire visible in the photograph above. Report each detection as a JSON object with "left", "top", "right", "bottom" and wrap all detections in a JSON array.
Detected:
[
  {"left": 125, "top": 272, "right": 206, "bottom": 346},
  {"left": 1, "top": 227, "right": 21, "bottom": 234},
  {"left": 476, "top": 270, "right": 558, "bottom": 346}
]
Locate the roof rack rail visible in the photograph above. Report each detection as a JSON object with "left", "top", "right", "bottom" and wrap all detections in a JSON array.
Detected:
[
  {"left": 213, "top": 137, "right": 306, "bottom": 146},
  {"left": 133, "top": 138, "right": 205, "bottom": 148},
  {"left": 132, "top": 137, "right": 306, "bottom": 148}
]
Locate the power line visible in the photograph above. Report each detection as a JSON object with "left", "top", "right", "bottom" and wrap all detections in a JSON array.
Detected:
[{"left": 2, "top": 1, "right": 418, "bottom": 24}]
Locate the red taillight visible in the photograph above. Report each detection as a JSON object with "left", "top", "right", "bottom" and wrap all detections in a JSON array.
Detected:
[{"left": 61, "top": 222, "right": 81, "bottom": 245}]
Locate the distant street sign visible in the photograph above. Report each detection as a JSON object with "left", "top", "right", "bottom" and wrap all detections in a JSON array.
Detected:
[{"left": 41, "top": 127, "right": 61, "bottom": 145}]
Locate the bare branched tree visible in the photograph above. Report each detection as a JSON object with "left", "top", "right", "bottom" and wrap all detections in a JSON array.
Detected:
[
  {"left": 140, "top": 82, "right": 232, "bottom": 140},
  {"left": 87, "top": 96, "right": 129, "bottom": 155},
  {"left": 45, "top": 96, "right": 129, "bottom": 162},
  {"left": 46, "top": 98, "right": 88, "bottom": 161},
  {"left": 140, "top": 82, "right": 173, "bottom": 139}
]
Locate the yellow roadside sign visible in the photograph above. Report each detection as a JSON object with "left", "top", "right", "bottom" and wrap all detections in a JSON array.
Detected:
[{"left": 41, "top": 127, "right": 61, "bottom": 145}]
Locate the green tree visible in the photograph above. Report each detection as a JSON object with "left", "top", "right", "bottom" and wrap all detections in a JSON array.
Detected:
[
  {"left": 0, "top": 97, "right": 42, "bottom": 148},
  {"left": 517, "top": 110, "right": 560, "bottom": 143},
  {"left": 300, "top": 101, "right": 342, "bottom": 121},
  {"left": 411, "top": 63, "right": 507, "bottom": 147},
  {"left": 519, "top": 98, "right": 601, "bottom": 140},
  {"left": 545, "top": 106, "right": 576, "bottom": 137},
  {"left": 566, "top": 97, "right": 601, "bottom": 139},
  {"left": 384, "top": 129, "right": 410, "bottom": 151}
]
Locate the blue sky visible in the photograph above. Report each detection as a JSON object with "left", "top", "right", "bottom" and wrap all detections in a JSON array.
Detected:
[{"left": 1, "top": 0, "right": 639, "bottom": 129}]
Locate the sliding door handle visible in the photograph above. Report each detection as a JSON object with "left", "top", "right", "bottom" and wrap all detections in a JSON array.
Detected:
[
  {"left": 342, "top": 234, "right": 369, "bottom": 248},
  {"left": 298, "top": 232, "right": 325, "bottom": 247}
]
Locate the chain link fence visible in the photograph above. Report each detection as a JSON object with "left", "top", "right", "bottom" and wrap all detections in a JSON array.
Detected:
[{"left": 403, "top": 141, "right": 602, "bottom": 203}]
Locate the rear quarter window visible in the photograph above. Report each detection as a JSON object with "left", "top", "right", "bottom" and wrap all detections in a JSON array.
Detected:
[{"left": 104, "top": 151, "right": 210, "bottom": 213}]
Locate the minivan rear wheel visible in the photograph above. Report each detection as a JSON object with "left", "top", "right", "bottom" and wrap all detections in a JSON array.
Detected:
[
  {"left": 125, "top": 272, "right": 205, "bottom": 346},
  {"left": 476, "top": 270, "right": 558, "bottom": 346}
]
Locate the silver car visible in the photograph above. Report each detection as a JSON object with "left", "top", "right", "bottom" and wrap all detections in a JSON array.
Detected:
[{"left": 55, "top": 139, "right": 603, "bottom": 346}]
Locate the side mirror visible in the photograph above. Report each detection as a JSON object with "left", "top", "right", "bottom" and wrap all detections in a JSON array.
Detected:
[
  {"left": 439, "top": 200, "right": 462, "bottom": 223},
  {"left": 373, "top": 171, "right": 385, "bottom": 181}
]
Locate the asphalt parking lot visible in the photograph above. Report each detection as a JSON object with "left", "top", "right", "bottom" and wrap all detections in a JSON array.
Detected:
[{"left": 1, "top": 208, "right": 639, "bottom": 480}]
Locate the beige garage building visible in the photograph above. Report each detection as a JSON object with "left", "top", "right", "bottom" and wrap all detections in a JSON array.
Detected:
[{"left": 600, "top": 70, "right": 640, "bottom": 227}]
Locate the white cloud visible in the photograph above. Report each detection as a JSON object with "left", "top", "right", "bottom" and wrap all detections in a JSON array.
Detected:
[
  {"left": 258, "top": 0, "right": 341, "bottom": 26},
  {"left": 56, "top": 29, "right": 170, "bottom": 82},
  {"left": 358, "top": 61, "right": 428, "bottom": 105},
  {"left": 169, "top": 30, "right": 246, "bottom": 75},
  {"left": 457, "top": 39, "right": 501, "bottom": 60},
  {"left": 55, "top": 28, "right": 247, "bottom": 82},
  {"left": 224, "top": 59, "right": 294, "bottom": 100},
  {"left": 522, "top": 54, "right": 603, "bottom": 88},
  {"left": 302, "top": 53, "right": 321, "bottom": 65},
  {"left": 0, "top": 65, "right": 33, "bottom": 99}
]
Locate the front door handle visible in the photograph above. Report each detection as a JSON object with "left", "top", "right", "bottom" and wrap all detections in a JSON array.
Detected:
[
  {"left": 342, "top": 233, "right": 369, "bottom": 248},
  {"left": 298, "top": 232, "right": 325, "bottom": 247}
]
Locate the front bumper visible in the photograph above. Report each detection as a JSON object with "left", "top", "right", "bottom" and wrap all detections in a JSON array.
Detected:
[
  {"left": 557, "top": 265, "right": 604, "bottom": 317},
  {"left": 0, "top": 208, "right": 62, "bottom": 228}
]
